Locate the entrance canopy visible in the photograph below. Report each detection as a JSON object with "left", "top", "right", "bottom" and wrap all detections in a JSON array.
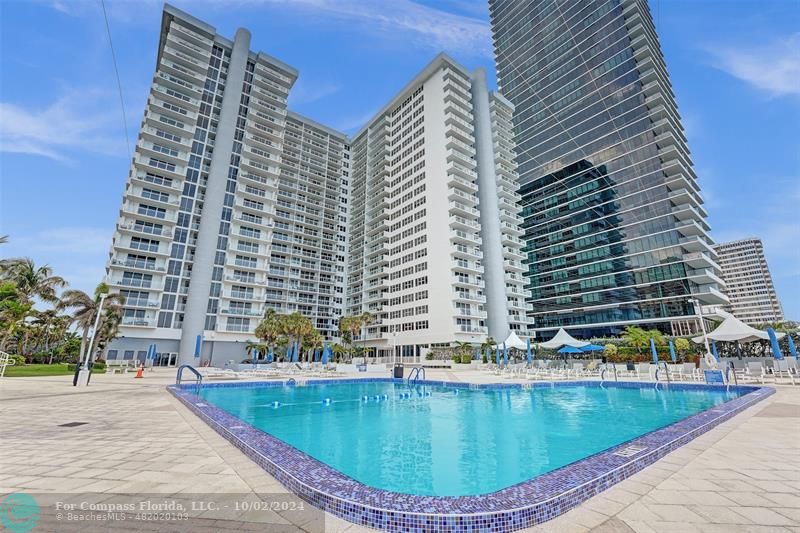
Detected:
[
  {"left": 692, "top": 315, "right": 786, "bottom": 344},
  {"left": 539, "top": 328, "right": 590, "bottom": 350}
]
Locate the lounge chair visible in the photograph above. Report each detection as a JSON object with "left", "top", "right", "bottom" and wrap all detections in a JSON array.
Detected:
[
  {"left": 772, "top": 360, "right": 797, "bottom": 385},
  {"left": 742, "top": 362, "right": 766, "bottom": 384}
]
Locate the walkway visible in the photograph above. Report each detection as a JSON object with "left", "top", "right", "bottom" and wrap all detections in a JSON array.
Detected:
[{"left": 0, "top": 370, "right": 797, "bottom": 532}]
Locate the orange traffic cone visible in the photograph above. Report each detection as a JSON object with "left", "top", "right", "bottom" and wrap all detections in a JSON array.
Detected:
[{"left": 134, "top": 365, "right": 144, "bottom": 379}]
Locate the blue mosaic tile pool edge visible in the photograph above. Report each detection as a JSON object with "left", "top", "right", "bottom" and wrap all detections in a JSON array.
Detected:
[{"left": 167, "top": 379, "right": 774, "bottom": 532}]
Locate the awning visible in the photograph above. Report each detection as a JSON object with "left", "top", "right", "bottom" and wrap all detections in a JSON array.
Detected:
[
  {"left": 495, "top": 331, "right": 528, "bottom": 350},
  {"left": 692, "top": 315, "right": 786, "bottom": 344},
  {"left": 539, "top": 328, "right": 590, "bottom": 350}
]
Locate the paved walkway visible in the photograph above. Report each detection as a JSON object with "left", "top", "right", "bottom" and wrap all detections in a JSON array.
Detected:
[{"left": 0, "top": 370, "right": 798, "bottom": 532}]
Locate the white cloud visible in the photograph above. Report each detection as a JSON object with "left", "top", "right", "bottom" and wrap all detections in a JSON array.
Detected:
[
  {"left": 707, "top": 33, "right": 800, "bottom": 97},
  {"left": 288, "top": 81, "right": 342, "bottom": 105},
  {"left": 0, "top": 88, "right": 129, "bottom": 163},
  {"left": 1, "top": 227, "right": 112, "bottom": 296}
]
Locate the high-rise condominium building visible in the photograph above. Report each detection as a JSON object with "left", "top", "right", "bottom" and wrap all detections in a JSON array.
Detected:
[
  {"left": 714, "top": 238, "right": 784, "bottom": 325},
  {"left": 346, "top": 55, "right": 530, "bottom": 359},
  {"left": 489, "top": 0, "right": 728, "bottom": 339},
  {"left": 104, "top": 6, "right": 529, "bottom": 364},
  {"left": 105, "top": 5, "right": 349, "bottom": 365}
]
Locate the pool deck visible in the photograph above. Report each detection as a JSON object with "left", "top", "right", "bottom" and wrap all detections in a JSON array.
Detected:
[{"left": 1, "top": 369, "right": 798, "bottom": 532}]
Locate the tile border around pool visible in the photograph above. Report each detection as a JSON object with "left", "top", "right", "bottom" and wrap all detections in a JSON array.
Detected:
[{"left": 167, "top": 379, "right": 774, "bottom": 532}]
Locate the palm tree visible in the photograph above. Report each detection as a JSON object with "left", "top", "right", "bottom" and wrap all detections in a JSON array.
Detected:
[
  {"left": 280, "top": 312, "right": 314, "bottom": 361},
  {"left": 622, "top": 326, "right": 649, "bottom": 355},
  {"left": 0, "top": 235, "right": 7, "bottom": 245},
  {"left": 60, "top": 283, "right": 123, "bottom": 362},
  {"left": 254, "top": 308, "right": 284, "bottom": 358},
  {"left": 246, "top": 340, "right": 267, "bottom": 362},
  {"left": 0, "top": 258, "right": 66, "bottom": 303},
  {"left": 331, "top": 343, "right": 346, "bottom": 362},
  {"left": 302, "top": 329, "right": 324, "bottom": 362}
]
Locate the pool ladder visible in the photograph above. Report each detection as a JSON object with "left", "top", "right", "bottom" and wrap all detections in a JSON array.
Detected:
[
  {"left": 176, "top": 364, "right": 203, "bottom": 394},
  {"left": 407, "top": 366, "right": 426, "bottom": 383},
  {"left": 654, "top": 362, "right": 671, "bottom": 389}
]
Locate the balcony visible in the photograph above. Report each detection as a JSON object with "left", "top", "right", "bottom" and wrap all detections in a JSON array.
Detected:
[
  {"left": 684, "top": 252, "right": 721, "bottom": 272},
  {"left": 120, "top": 317, "right": 156, "bottom": 328},
  {"left": 221, "top": 308, "right": 263, "bottom": 317},
  {"left": 456, "top": 325, "right": 488, "bottom": 334},
  {"left": 109, "top": 259, "right": 167, "bottom": 273},
  {"left": 687, "top": 268, "right": 725, "bottom": 287}
]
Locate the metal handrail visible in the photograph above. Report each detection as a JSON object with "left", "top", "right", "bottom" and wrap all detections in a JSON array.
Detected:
[
  {"left": 600, "top": 363, "right": 617, "bottom": 382},
  {"left": 176, "top": 364, "right": 203, "bottom": 393},
  {"left": 654, "top": 362, "right": 671, "bottom": 385},
  {"left": 407, "top": 366, "right": 426, "bottom": 383}
]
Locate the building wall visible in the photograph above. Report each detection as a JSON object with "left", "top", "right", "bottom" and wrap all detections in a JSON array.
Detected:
[
  {"left": 345, "top": 55, "right": 531, "bottom": 356},
  {"left": 105, "top": 5, "right": 348, "bottom": 364},
  {"left": 489, "top": 0, "right": 727, "bottom": 340},
  {"left": 714, "top": 238, "right": 784, "bottom": 325}
]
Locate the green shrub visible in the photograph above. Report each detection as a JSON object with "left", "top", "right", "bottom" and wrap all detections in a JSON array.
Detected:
[
  {"left": 425, "top": 353, "right": 435, "bottom": 360},
  {"left": 451, "top": 354, "right": 461, "bottom": 363},
  {"left": 460, "top": 354, "right": 472, "bottom": 364},
  {"left": 8, "top": 355, "right": 25, "bottom": 367}
]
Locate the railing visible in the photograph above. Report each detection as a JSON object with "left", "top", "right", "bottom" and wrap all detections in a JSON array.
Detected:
[
  {"left": 175, "top": 364, "right": 202, "bottom": 393},
  {"left": 407, "top": 367, "right": 426, "bottom": 383},
  {"left": 654, "top": 362, "right": 671, "bottom": 385}
]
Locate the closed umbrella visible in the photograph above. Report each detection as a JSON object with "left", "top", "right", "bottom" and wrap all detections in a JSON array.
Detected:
[
  {"left": 767, "top": 328, "right": 783, "bottom": 360},
  {"left": 503, "top": 342, "right": 508, "bottom": 366},
  {"left": 787, "top": 334, "right": 798, "bottom": 359},
  {"left": 322, "top": 343, "right": 330, "bottom": 365},
  {"left": 711, "top": 340, "right": 720, "bottom": 362},
  {"left": 194, "top": 335, "right": 202, "bottom": 359},
  {"left": 495, "top": 344, "right": 501, "bottom": 365},
  {"left": 527, "top": 337, "right": 533, "bottom": 366},
  {"left": 650, "top": 338, "right": 658, "bottom": 364},
  {"left": 669, "top": 340, "right": 677, "bottom": 362},
  {"left": 267, "top": 347, "right": 274, "bottom": 363}
]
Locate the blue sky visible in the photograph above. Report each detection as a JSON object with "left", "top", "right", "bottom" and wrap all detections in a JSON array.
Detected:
[{"left": 1, "top": 0, "right": 798, "bottom": 319}]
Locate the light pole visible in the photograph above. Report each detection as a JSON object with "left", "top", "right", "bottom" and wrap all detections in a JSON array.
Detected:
[
  {"left": 688, "top": 297, "right": 712, "bottom": 363},
  {"left": 76, "top": 293, "right": 108, "bottom": 387}
]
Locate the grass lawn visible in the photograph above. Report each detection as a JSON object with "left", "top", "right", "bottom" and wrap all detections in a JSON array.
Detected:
[{"left": 4, "top": 364, "right": 105, "bottom": 377}]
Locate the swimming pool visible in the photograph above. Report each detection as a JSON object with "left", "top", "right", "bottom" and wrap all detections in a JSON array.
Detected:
[
  {"left": 170, "top": 379, "right": 772, "bottom": 531},
  {"left": 199, "top": 380, "right": 742, "bottom": 496}
]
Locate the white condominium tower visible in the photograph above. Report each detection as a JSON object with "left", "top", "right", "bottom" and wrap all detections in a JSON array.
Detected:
[
  {"left": 714, "top": 238, "right": 784, "bottom": 325},
  {"left": 104, "top": 7, "right": 530, "bottom": 365},
  {"left": 346, "top": 55, "right": 531, "bottom": 359},
  {"left": 105, "top": 5, "right": 348, "bottom": 365}
]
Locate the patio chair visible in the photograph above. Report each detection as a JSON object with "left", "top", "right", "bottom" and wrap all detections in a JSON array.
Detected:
[
  {"left": 742, "top": 362, "right": 766, "bottom": 384},
  {"left": 772, "top": 360, "right": 797, "bottom": 385},
  {"left": 634, "top": 363, "right": 653, "bottom": 381}
]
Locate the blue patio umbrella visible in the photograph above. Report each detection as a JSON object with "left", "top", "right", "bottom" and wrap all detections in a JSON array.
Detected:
[
  {"left": 194, "top": 334, "right": 202, "bottom": 358},
  {"left": 787, "top": 334, "right": 798, "bottom": 359},
  {"left": 484, "top": 347, "right": 490, "bottom": 363},
  {"left": 527, "top": 337, "right": 533, "bottom": 366},
  {"left": 650, "top": 338, "right": 659, "bottom": 363},
  {"left": 669, "top": 340, "right": 677, "bottom": 362},
  {"left": 711, "top": 340, "right": 720, "bottom": 362},
  {"left": 495, "top": 344, "right": 501, "bottom": 365},
  {"left": 767, "top": 328, "right": 783, "bottom": 360},
  {"left": 558, "top": 345, "right": 583, "bottom": 354},
  {"left": 581, "top": 344, "right": 604, "bottom": 352},
  {"left": 267, "top": 347, "right": 274, "bottom": 363},
  {"left": 503, "top": 342, "right": 508, "bottom": 366}
]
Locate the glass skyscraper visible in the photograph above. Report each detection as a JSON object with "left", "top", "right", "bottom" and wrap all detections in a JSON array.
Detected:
[{"left": 489, "top": 0, "right": 728, "bottom": 339}]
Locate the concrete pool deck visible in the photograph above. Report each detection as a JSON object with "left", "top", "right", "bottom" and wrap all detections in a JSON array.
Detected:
[{"left": 1, "top": 369, "right": 798, "bottom": 532}]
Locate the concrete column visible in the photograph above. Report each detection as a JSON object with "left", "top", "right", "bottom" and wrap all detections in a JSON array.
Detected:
[
  {"left": 179, "top": 28, "right": 251, "bottom": 364},
  {"left": 471, "top": 68, "right": 510, "bottom": 342}
]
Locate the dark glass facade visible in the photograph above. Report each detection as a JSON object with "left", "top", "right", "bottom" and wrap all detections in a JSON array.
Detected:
[{"left": 489, "top": 0, "right": 727, "bottom": 339}]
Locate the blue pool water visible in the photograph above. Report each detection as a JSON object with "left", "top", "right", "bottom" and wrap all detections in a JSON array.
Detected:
[{"left": 200, "top": 382, "right": 743, "bottom": 496}]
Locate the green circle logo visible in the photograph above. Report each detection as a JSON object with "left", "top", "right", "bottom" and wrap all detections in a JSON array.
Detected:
[{"left": 0, "top": 493, "right": 40, "bottom": 533}]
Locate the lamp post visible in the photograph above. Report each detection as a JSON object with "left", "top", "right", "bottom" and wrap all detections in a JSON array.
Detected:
[
  {"left": 688, "top": 297, "right": 712, "bottom": 362},
  {"left": 75, "top": 293, "right": 107, "bottom": 387}
]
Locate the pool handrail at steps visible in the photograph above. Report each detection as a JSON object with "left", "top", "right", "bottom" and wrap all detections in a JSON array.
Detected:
[
  {"left": 176, "top": 364, "right": 203, "bottom": 392},
  {"left": 407, "top": 366, "right": 426, "bottom": 383}
]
